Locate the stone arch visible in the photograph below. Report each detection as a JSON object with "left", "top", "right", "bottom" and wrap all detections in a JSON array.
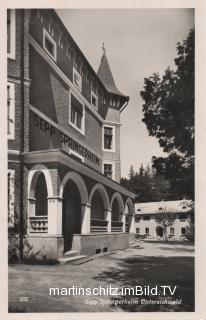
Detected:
[
  {"left": 124, "top": 198, "right": 135, "bottom": 233},
  {"left": 88, "top": 183, "right": 109, "bottom": 210},
  {"left": 110, "top": 192, "right": 124, "bottom": 213},
  {"left": 59, "top": 171, "right": 88, "bottom": 204},
  {"left": 110, "top": 192, "right": 124, "bottom": 223},
  {"left": 125, "top": 198, "right": 134, "bottom": 216},
  {"left": 28, "top": 164, "right": 53, "bottom": 198}
]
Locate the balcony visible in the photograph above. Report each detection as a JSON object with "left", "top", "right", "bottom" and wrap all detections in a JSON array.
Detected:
[
  {"left": 90, "top": 219, "right": 108, "bottom": 233},
  {"left": 29, "top": 216, "right": 48, "bottom": 233},
  {"left": 111, "top": 221, "right": 123, "bottom": 232}
]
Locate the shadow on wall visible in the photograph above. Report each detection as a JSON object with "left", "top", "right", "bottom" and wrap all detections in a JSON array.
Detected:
[
  {"left": 8, "top": 236, "right": 58, "bottom": 265},
  {"left": 93, "top": 255, "right": 194, "bottom": 312}
]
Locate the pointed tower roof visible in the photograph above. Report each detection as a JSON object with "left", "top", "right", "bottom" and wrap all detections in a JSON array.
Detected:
[{"left": 97, "top": 46, "right": 125, "bottom": 97}]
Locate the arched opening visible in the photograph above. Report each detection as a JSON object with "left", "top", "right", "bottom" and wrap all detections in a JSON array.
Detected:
[
  {"left": 156, "top": 226, "right": 163, "bottom": 237},
  {"left": 89, "top": 184, "right": 109, "bottom": 233},
  {"left": 125, "top": 198, "right": 134, "bottom": 233},
  {"left": 91, "top": 190, "right": 105, "bottom": 220},
  {"left": 111, "top": 193, "right": 124, "bottom": 232},
  {"left": 35, "top": 173, "right": 48, "bottom": 216},
  {"left": 28, "top": 168, "right": 52, "bottom": 233},
  {"left": 63, "top": 180, "right": 82, "bottom": 252},
  {"left": 111, "top": 198, "right": 120, "bottom": 221}
]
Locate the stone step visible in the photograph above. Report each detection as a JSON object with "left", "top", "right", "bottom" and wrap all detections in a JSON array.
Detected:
[
  {"left": 64, "top": 250, "right": 80, "bottom": 258},
  {"left": 58, "top": 255, "right": 93, "bottom": 265}
]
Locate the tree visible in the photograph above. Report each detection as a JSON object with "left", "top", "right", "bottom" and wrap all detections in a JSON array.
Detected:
[
  {"left": 121, "top": 163, "right": 172, "bottom": 202},
  {"left": 140, "top": 29, "right": 194, "bottom": 199},
  {"left": 156, "top": 205, "right": 174, "bottom": 241},
  {"left": 128, "top": 165, "right": 135, "bottom": 179}
]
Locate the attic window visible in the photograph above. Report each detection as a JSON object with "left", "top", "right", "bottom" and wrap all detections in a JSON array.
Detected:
[
  {"left": 159, "top": 207, "right": 163, "bottom": 210},
  {"left": 137, "top": 209, "right": 141, "bottom": 212},
  {"left": 73, "top": 67, "right": 82, "bottom": 92},
  {"left": 182, "top": 206, "right": 187, "bottom": 209},
  {"left": 91, "top": 92, "right": 98, "bottom": 110},
  {"left": 43, "top": 29, "right": 56, "bottom": 61}
]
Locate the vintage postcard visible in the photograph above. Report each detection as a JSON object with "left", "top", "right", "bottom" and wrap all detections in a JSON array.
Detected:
[{"left": 0, "top": 0, "right": 206, "bottom": 319}]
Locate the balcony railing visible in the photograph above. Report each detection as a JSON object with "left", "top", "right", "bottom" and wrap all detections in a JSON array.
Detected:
[
  {"left": 29, "top": 216, "right": 48, "bottom": 233},
  {"left": 111, "top": 221, "right": 123, "bottom": 232},
  {"left": 91, "top": 219, "right": 108, "bottom": 233}
]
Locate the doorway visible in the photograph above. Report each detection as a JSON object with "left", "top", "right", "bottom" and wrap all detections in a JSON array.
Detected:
[
  {"left": 62, "top": 180, "right": 81, "bottom": 252},
  {"left": 156, "top": 226, "right": 163, "bottom": 237}
]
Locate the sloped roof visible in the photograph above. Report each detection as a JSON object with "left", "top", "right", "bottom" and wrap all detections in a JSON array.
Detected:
[
  {"left": 97, "top": 52, "right": 125, "bottom": 97},
  {"left": 135, "top": 200, "right": 193, "bottom": 215}
]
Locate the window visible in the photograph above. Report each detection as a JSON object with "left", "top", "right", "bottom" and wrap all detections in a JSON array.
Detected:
[
  {"left": 103, "top": 125, "right": 115, "bottom": 151},
  {"left": 73, "top": 67, "right": 82, "bottom": 92},
  {"left": 8, "top": 170, "right": 15, "bottom": 227},
  {"left": 7, "top": 82, "right": 15, "bottom": 140},
  {"left": 7, "top": 9, "right": 15, "bottom": 59},
  {"left": 179, "top": 213, "right": 187, "bottom": 221},
  {"left": 69, "top": 93, "right": 84, "bottom": 134},
  {"left": 91, "top": 91, "right": 98, "bottom": 109},
  {"left": 135, "top": 216, "right": 140, "bottom": 223},
  {"left": 136, "top": 228, "right": 140, "bottom": 234},
  {"left": 103, "top": 162, "right": 114, "bottom": 180},
  {"left": 145, "top": 228, "right": 149, "bottom": 235},
  {"left": 181, "top": 227, "right": 186, "bottom": 235},
  {"left": 43, "top": 28, "right": 57, "bottom": 61},
  {"left": 168, "top": 214, "right": 175, "bottom": 222},
  {"left": 170, "top": 227, "right": 174, "bottom": 235},
  {"left": 156, "top": 215, "right": 162, "bottom": 222},
  {"left": 143, "top": 215, "right": 150, "bottom": 221}
]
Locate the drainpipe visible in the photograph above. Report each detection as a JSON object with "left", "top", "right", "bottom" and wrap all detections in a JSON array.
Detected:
[{"left": 19, "top": 9, "right": 25, "bottom": 260}]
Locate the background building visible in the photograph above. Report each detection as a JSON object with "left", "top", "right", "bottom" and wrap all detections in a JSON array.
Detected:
[
  {"left": 7, "top": 9, "right": 136, "bottom": 261},
  {"left": 134, "top": 200, "right": 194, "bottom": 241}
]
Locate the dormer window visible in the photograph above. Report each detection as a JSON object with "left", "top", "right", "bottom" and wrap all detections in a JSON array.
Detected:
[
  {"left": 69, "top": 92, "right": 85, "bottom": 134},
  {"left": 91, "top": 91, "right": 98, "bottom": 110},
  {"left": 73, "top": 67, "right": 82, "bottom": 92},
  {"left": 43, "top": 28, "right": 57, "bottom": 61}
]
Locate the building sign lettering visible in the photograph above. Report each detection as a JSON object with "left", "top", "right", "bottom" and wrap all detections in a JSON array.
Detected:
[{"left": 32, "top": 113, "right": 100, "bottom": 165}]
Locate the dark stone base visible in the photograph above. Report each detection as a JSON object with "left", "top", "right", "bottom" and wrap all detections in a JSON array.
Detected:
[
  {"left": 25, "top": 235, "right": 64, "bottom": 260},
  {"left": 72, "top": 232, "right": 129, "bottom": 256},
  {"left": 10, "top": 233, "right": 130, "bottom": 260}
]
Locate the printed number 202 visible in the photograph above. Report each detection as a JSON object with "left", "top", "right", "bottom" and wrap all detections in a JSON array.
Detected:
[{"left": 20, "top": 297, "right": 29, "bottom": 302}]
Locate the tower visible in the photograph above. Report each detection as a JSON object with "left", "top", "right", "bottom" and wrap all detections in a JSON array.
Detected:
[{"left": 97, "top": 46, "right": 129, "bottom": 182}]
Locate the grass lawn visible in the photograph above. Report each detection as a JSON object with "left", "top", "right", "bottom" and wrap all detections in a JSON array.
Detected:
[{"left": 8, "top": 243, "right": 194, "bottom": 313}]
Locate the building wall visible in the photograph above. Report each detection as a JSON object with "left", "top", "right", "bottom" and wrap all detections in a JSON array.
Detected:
[
  {"left": 29, "top": 46, "right": 102, "bottom": 169},
  {"left": 28, "top": 9, "right": 123, "bottom": 181},
  {"left": 135, "top": 213, "right": 192, "bottom": 240},
  {"left": 8, "top": 9, "right": 134, "bottom": 261},
  {"left": 8, "top": 10, "right": 30, "bottom": 242}
]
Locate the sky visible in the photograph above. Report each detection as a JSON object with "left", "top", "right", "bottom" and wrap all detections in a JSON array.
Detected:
[{"left": 56, "top": 9, "right": 194, "bottom": 178}]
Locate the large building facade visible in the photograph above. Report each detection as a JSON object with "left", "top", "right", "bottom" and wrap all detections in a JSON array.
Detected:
[
  {"left": 7, "top": 9, "right": 136, "bottom": 260},
  {"left": 134, "top": 200, "right": 194, "bottom": 241}
]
